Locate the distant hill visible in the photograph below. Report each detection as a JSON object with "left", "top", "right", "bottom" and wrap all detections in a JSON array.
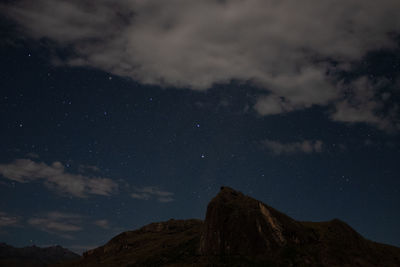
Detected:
[
  {"left": 0, "top": 242, "right": 79, "bottom": 267},
  {"left": 55, "top": 187, "right": 400, "bottom": 266}
]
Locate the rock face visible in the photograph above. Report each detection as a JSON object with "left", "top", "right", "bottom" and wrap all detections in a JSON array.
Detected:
[
  {"left": 0, "top": 243, "right": 79, "bottom": 267},
  {"left": 57, "top": 186, "right": 400, "bottom": 266},
  {"left": 199, "top": 186, "right": 314, "bottom": 256}
]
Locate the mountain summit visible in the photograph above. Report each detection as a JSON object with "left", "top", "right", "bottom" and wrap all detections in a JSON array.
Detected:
[
  {"left": 200, "top": 186, "right": 313, "bottom": 256},
  {"left": 58, "top": 187, "right": 400, "bottom": 266}
]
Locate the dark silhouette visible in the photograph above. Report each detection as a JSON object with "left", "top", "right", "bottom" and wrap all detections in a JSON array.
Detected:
[
  {"left": 0, "top": 242, "right": 79, "bottom": 267},
  {"left": 53, "top": 187, "right": 400, "bottom": 265}
]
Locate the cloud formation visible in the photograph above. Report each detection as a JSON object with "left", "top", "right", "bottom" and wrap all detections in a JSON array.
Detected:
[
  {"left": 93, "top": 219, "right": 109, "bottom": 229},
  {"left": 28, "top": 212, "right": 83, "bottom": 238},
  {"left": 131, "top": 186, "right": 174, "bottom": 202},
  {"left": 331, "top": 77, "right": 399, "bottom": 132},
  {"left": 2, "top": 0, "right": 400, "bottom": 130},
  {"left": 0, "top": 159, "right": 118, "bottom": 197},
  {"left": 0, "top": 212, "right": 20, "bottom": 228},
  {"left": 262, "top": 139, "right": 323, "bottom": 155}
]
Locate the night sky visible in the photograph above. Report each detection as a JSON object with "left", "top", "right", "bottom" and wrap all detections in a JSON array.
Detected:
[{"left": 0, "top": 0, "right": 399, "bottom": 254}]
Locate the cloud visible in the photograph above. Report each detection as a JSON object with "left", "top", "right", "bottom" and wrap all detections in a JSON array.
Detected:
[
  {"left": 131, "top": 186, "right": 174, "bottom": 202},
  {"left": 0, "top": 212, "right": 20, "bottom": 227},
  {"left": 93, "top": 219, "right": 109, "bottom": 229},
  {"left": 28, "top": 212, "right": 83, "bottom": 238},
  {"left": 0, "top": 159, "right": 118, "bottom": 197},
  {"left": 331, "top": 77, "right": 399, "bottom": 132},
  {"left": 78, "top": 164, "right": 101, "bottom": 173},
  {"left": 262, "top": 139, "right": 323, "bottom": 155},
  {"left": 2, "top": 0, "right": 400, "bottom": 129},
  {"left": 25, "top": 152, "right": 39, "bottom": 159}
]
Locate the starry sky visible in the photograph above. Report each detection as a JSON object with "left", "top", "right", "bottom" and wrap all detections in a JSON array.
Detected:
[{"left": 0, "top": 0, "right": 400, "bottom": 254}]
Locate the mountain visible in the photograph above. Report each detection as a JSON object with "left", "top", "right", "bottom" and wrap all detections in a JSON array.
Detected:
[
  {"left": 199, "top": 187, "right": 400, "bottom": 266},
  {"left": 0, "top": 242, "right": 79, "bottom": 267},
  {"left": 56, "top": 186, "right": 400, "bottom": 266}
]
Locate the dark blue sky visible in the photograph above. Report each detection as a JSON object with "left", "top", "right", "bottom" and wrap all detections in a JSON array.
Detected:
[{"left": 0, "top": 1, "right": 399, "bottom": 254}]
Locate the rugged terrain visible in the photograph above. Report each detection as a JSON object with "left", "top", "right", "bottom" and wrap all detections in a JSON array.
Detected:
[
  {"left": 54, "top": 186, "right": 400, "bottom": 266},
  {"left": 0, "top": 242, "right": 79, "bottom": 267}
]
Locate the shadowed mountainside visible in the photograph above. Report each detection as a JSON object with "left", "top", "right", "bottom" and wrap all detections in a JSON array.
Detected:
[
  {"left": 0, "top": 242, "right": 79, "bottom": 267},
  {"left": 56, "top": 186, "right": 400, "bottom": 266}
]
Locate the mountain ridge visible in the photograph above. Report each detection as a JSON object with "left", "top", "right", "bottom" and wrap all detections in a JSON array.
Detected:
[
  {"left": 0, "top": 242, "right": 79, "bottom": 267},
  {"left": 53, "top": 186, "right": 400, "bottom": 266}
]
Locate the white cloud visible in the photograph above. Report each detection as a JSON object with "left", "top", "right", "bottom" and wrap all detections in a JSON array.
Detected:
[
  {"left": 254, "top": 95, "right": 293, "bottom": 116},
  {"left": 262, "top": 139, "right": 323, "bottom": 155},
  {"left": 2, "top": 0, "right": 400, "bottom": 129},
  {"left": 0, "top": 159, "right": 118, "bottom": 197},
  {"left": 131, "top": 186, "right": 174, "bottom": 202}
]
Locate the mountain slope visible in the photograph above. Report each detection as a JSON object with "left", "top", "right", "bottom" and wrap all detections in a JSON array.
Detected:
[
  {"left": 56, "top": 186, "right": 400, "bottom": 266},
  {"left": 73, "top": 219, "right": 203, "bottom": 266}
]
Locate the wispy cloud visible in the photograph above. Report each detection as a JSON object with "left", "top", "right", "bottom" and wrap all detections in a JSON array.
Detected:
[
  {"left": 25, "top": 152, "right": 39, "bottom": 159},
  {"left": 93, "top": 219, "right": 109, "bottom": 229},
  {"left": 0, "top": 211, "right": 20, "bottom": 228},
  {"left": 262, "top": 139, "right": 323, "bottom": 155},
  {"left": 78, "top": 164, "right": 101, "bottom": 173},
  {"left": 28, "top": 212, "right": 83, "bottom": 239},
  {"left": 331, "top": 77, "right": 398, "bottom": 132},
  {"left": 131, "top": 186, "right": 174, "bottom": 203},
  {"left": 0, "top": 159, "right": 118, "bottom": 197}
]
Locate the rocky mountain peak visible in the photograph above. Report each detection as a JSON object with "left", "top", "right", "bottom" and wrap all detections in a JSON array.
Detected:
[{"left": 199, "top": 186, "right": 310, "bottom": 257}]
